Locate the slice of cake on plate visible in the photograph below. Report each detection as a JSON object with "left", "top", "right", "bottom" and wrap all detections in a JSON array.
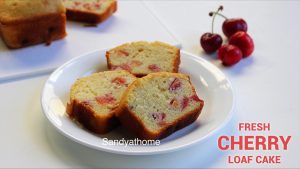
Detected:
[
  {"left": 106, "top": 41, "right": 180, "bottom": 76},
  {"left": 67, "top": 70, "right": 136, "bottom": 134},
  {"left": 63, "top": 0, "right": 117, "bottom": 24},
  {"left": 116, "top": 72, "right": 204, "bottom": 140}
]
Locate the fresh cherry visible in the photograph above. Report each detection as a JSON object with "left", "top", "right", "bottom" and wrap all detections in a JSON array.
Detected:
[
  {"left": 210, "top": 7, "right": 248, "bottom": 38},
  {"left": 229, "top": 31, "right": 254, "bottom": 57},
  {"left": 223, "top": 18, "right": 247, "bottom": 38},
  {"left": 218, "top": 44, "right": 242, "bottom": 66},
  {"left": 200, "top": 33, "right": 223, "bottom": 54},
  {"left": 200, "top": 6, "right": 223, "bottom": 54}
]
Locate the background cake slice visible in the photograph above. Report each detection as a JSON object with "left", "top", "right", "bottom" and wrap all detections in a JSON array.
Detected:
[
  {"left": 0, "top": 0, "right": 66, "bottom": 49},
  {"left": 106, "top": 41, "right": 180, "bottom": 76},
  {"left": 67, "top": 70, "right": 136, "bottom": 134},
  {"left": 116, "top": 72, "right": 204, "bottom": 140},
  {"left": 63, "top": 0, "right": 117, "bottom": 24}
]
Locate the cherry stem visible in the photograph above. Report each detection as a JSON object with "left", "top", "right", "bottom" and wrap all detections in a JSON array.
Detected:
[
  {"left": 209, "top": 6, "right": 226, "bottom": 34},
  {"left": 210, "top": 12, "right": 228, "bottom": 20}
]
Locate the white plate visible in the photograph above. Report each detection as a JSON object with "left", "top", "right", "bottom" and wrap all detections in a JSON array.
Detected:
[{"left": 41, "top": 50, "right": 234, "bottom": 155}]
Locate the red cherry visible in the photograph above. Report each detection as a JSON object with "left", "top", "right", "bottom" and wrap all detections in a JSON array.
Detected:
[
  {"left": 200, "top": 6, "right": 223, "bottom": 54},
  {"left": 222, "top": 18, "right": 247, "bottom": 38},
  {"left": 229, "top": 31, "right": 254, "bottom": 57},
  {"left": 200, "top": 33, "right": 223, "bottom": 54},
  {"left": 209, "top": 6, "right": 248, "bottom": 38},
  {"left": 218, "top": 44, "right": 242, "bottom": 66}
]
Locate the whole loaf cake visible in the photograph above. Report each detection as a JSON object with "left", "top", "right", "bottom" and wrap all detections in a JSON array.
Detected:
[{"left": 0, "top": 0, "right": 67, "bottom": 49}]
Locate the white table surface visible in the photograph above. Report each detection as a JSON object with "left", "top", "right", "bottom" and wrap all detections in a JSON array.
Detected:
[{"left": 0, "top": 1, "right": 299, "bottom": 168}]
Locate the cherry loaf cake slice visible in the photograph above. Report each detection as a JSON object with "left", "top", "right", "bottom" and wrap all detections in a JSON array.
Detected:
[
  {"left": 0, "top": 0, "right": 66, "bottom": 49},
  {"left": 106, "top": 41, "right": 180, "bottom": 76},
  {"left": 67, "top": 70, "right": 136, "bottom": 134},
  {"left": 116, "top": 72, "right": 204, "bottom": 140},
  {"left": 63, "top": 0, "right": 117, "bottom": 24}
]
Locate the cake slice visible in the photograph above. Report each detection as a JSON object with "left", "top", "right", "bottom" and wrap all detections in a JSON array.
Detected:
[
  {"left": 63, "top": 0, "right": 117, "bottom": 24},
  {"left": 0, "top": 0, "right": 66, "bottom": 49},
  {"left": 67, "top": 70, "right": 136, "bottom": 134},
  {"left": 116, "top": 72, "right": 204, "bottom": 140},
  {"left": 106, "top": 41, "right": 180, "bottom": 76}
]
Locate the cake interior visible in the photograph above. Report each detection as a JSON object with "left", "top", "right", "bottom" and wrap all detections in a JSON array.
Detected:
[
  {"left": 70, "top": 70, "right": 135, "bottom": 115},
  {"left": 126, "top": 74, "right": 202, "bottom": 132},
  {"left": 107, "top": 41, "right": 179, "bottom": 75}
]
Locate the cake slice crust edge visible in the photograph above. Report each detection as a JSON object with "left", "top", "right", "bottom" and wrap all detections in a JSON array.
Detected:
[{"left": 67, "top": 99, "right": 120, "bottom": 134}]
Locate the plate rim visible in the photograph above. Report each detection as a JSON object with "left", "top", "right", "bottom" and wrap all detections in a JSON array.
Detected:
[{"left": 41, "top": 49, "right": 235, "bottom": 155}]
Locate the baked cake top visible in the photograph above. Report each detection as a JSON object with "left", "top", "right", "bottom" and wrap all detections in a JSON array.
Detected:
[{"left": 0, "top": 0, "right": 65, "bottom": 24}]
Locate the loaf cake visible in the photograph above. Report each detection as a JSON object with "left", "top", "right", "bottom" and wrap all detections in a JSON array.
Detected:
[
  {"left": 67, "top": 70, "right": 136, "bottom": 134},
  {"left": 116, "top": 72, "right": 204, "bottom": 140},
  {"left": 63, "top": 0, "right": 117, "bottom": 24},
  {"left": 0, "top": 0, "right": 67, "bottom": 49},
  {"left": 106, "top": 41, "right": 180, "bottom": 76}
]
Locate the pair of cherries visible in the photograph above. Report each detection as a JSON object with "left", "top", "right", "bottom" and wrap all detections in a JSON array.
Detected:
[{"left": 200, "top": 6, "right": 254, "bottom": 66}]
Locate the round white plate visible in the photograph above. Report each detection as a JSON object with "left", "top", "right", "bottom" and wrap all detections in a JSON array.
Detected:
[{"left": 41, "top": 50, "right": 234, "bottom": 155}]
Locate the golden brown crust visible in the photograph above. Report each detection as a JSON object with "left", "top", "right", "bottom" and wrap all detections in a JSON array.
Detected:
[
  {"left": 67, "top": 100, "right": 120, "bottom": 134},
  {"left": 116, "top": 72, "right": 204, "bottom": 140},
  {"left": 0, "top": 13, "right": 66, "bottom": 49},
  {"left": 105, "top": 51, "right": 113, "bottom": 69},
  {"left": 117, "top": 101, "right": 204, "bottom": 140},
  {"left": 65, "top": 1, "right": 117, "bottom": 24},
  {"left": 172, "top": 48, "right": 181, "bottom": 73}
]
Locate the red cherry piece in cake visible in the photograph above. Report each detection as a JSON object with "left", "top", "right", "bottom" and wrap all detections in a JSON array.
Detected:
[
  {"left": 120, "top": 64, "right": 131, "bottom": 71},
  {"left": 96, "top": 94, "right": 116, "bottom": 105},
  {"left": 131, "top": 60, "right": 143, "bottom": 67},
  {"left": 190, "top": 95, "right": 201, "bottom": 102},
  {"left": 148, "top": 64, "right": 161, "bottom": 72},
  {"left": 93, "top": 2, "right": 102, "bottom": 9},
  {"left": 181, "top": 96, "right": 189, "bottom": 110},
  {"left": 112, "top": 77, "right": 126, "bottom": 85},
  {"left": 112, "top": 64, "right": 132, "bottom": 71},
  {"left": 169, "top": 78, "right": 181, "bottom": 91},
  {"left": 118, "top": 50, "right": 129, "bottom": 56},
  {"left": 151, "top": 112, "right": 166, "bottom": 126}
]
